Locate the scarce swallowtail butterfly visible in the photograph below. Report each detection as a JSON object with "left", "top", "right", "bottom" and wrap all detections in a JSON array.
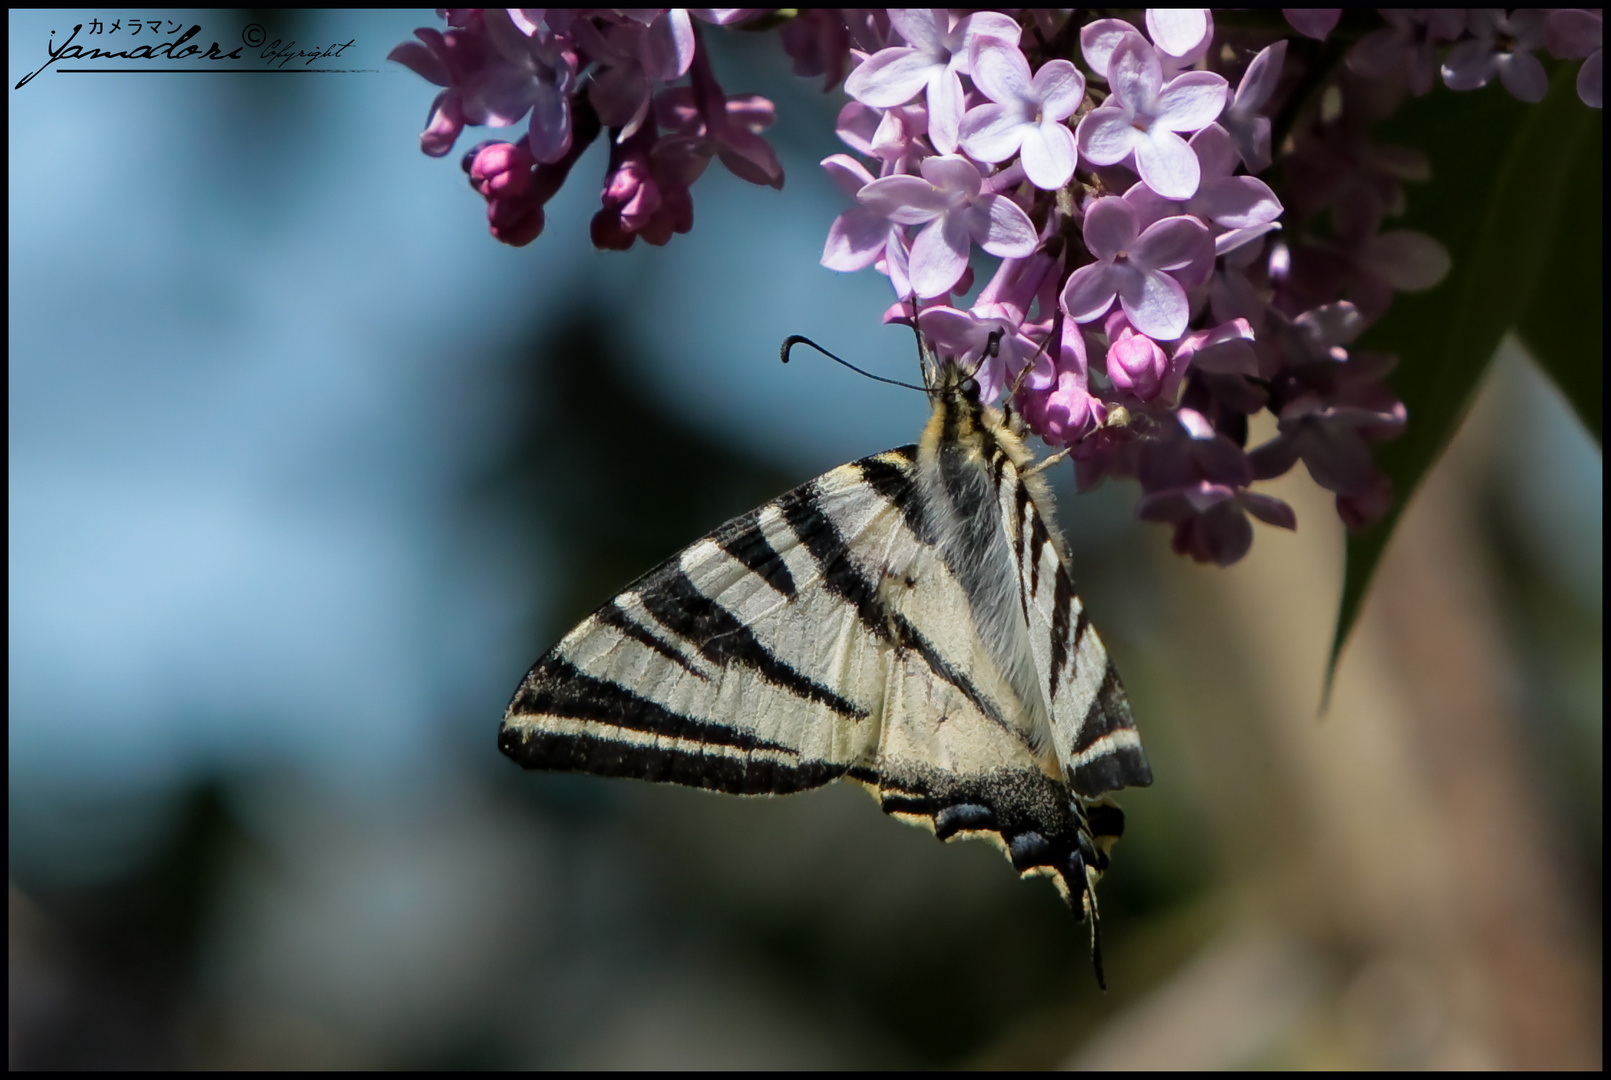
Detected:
[{"left": 500, "top": 333, "right": 1153, "bottom": 982}]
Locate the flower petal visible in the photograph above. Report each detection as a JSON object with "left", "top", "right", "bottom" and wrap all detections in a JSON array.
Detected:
[
  {"left": 844, "top": 47, "right": 934, "bottom": 108},
  {"left": 1034, "top": 60, "right": 1086, "bottom": 120},
  {"left": 888, "top": 8, "right": 945, "bottom": 53},
  {"left": 1061, "top": 262, "right": 1123, "bottom": 323},
  {"left": 821, "top": 153, "right": 874, "bottom": 199},
  {"left": 909, "top": 214, "right": 971, "bottom": 297},
  {"left": 1076, "top": 108, "right": 1140, "bottom": 166},
  {"left": 1135, "top": 128, "right": 1201, "bottom": 199},
  {"left": 919, "top": 153, "right": 983, "bottom": 198},
  {"left": 958, "top": 103, "right": 1024, "bottom": 163},
  {"left": 1019, "top": 121, "right": 1077, "bottom": 190},
  {"left": 1147, "top": 9, "right": 1211, "bottom": 62},
  {"left": 1360, "top": 230, "right": 1451, "bottom": 291},
  {"left": 859, "top": 174, "right": 946, "bottom": 222},
  {"left": 969, "top": 38, "right": 1033, "bottom": 103},
  {"left": 1108, "top": 32, "right": 1164, "bottom": 111},
  {"left": 925, "top": 67, "right": 966, "bottom": 153},
  {"left": 1079, "top": 18, "right": 1137, "bottom": 81},
  {"left": 972, "top": 194, "right": 1038, "bottom": 257},
  {"left": 1153, "top": 71, "right": 1230, "bottom": 132},
  {"left": 1499, "top": 48, "right": 1549, "bottom": 102},
  {"left": 1119, "top": 268, "right": 1189, "bottom": 339},
  {"left": 823, "top": 208, "right": 893, "bottom": 271},
  {"left": 1081, "top": 195, "right": 1141, "bottom": 259}
]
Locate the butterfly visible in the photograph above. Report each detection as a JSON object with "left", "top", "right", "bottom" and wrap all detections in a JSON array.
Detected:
[{"left": 499, "top": 332, "right": 1152, "bottom": 982}]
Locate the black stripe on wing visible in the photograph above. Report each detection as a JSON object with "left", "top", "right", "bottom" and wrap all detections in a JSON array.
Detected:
[
  {"left": 635, "top": 569, "right": 867, "bottom": 719},
  {"left": 594, "top": 602, "right": 709, "bottom": 680},
  {"left": 1069, "top": 663, "right": 1154, "bottom": 796},
  {"left": 510, "top": 657, "right": 793, "bottom": 754},
  {"left": 777, "top": 473, "right": 1016, "bottom": 738},
  {"left": 714, "top": 508, "right": 796, "bottom": 599}
]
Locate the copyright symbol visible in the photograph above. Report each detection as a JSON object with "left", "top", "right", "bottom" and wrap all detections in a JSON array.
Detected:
[{"left": 242, "top": 23, "right": 265, "bottom": 48}]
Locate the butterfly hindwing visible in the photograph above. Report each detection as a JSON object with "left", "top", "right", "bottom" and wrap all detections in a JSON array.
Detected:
[{"left": 999, "top": 456, "right": 1154, "bottom": 798}]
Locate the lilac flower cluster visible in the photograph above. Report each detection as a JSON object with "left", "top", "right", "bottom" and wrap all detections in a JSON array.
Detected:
[
  {"left": 389, "top": 9, "right": 784, "bottom": 248},
  {"left": 392, "top": 9, "right": 1603, "bottom": 566}
]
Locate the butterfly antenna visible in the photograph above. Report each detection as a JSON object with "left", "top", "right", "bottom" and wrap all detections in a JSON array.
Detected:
[{"left": 780, "top": 335, "right": 926, "bottom": 392}]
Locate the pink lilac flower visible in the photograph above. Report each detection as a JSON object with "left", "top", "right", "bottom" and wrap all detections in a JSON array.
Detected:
[
  {"left": 1173, "top": 317, "right": 1267, "bottom": 423},
  {"left": 654, "top": 48, "right": 784, "bottom": 190},
  {"left": 959, "top": 39, "right": 1084, "bottom": 190},
  {"left": 572, "top": 10, "right": 696, "bottom": 139},
  {"left": 1547, "top": 9, "right": 1603, "bottom": 108},
  {"left": 857, "top": 155, "right": 1037, "bottom": 298},
  {"left": 1077, "top": 32, "right": 1229, "bottom": 199},
  {"left": 1220, "top": 40, "right": 1286, "bottom": 174},
  {"left": 1348, "top": 10, "right": 1466, "bottom": 96},
  {"left": 1246, "top": 304, "right": 1405, "bottom": 525},
  {"left": 1282, "top": 9, "right": 1341, "bottom": 42},
  {"left": 843, "top": 9, "right": 1021, "bottom": 154},
  {"left": 1125, "top": 124, "right": 1283, "bottom": 259},
  {"left": 592, "top": 123, "right": 696, "bottom": 249},
  {"left": 972, "top": 251, "right": 1060, "bottom": 326},
  {"left": 1442, "top": 9, "right": 1550, "bottom": 103},
  {"left": 1138, "top": 476, "right": 1297, "bottom": 564},
  {"left": 1061, "top": 196, "right": 1215, "bottom": 340},
  {"left": 1018, "top": 318, "right": 1105, "bottom": 445},
  {"left": 1103, "top": 311, "right": 1172, "bottom": 402},
  {"left": 918, "top": 306, "right": 1049, "bottom": 402},
  {"left": 820, "top": 154, "right": 900, "bottom": 272},
  {"left": 1136, "top": 408, "right": 1295, "bottom": 565},
  {"left": 467, "top": 140, "right": 546, "bottom": 246}
]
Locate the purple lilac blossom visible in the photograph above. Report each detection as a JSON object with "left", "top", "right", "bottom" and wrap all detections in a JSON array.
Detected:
[
  {"left": 392, "top": 9, "right": 1601, "bottom": 566},
  {"left": 1442, "top": 9, "right": 1550, "bottom": 103},
  {"left": 959, "top": 39, "right": 1083, "bottom": 190},
  {"left": 857, "top": 155, "right": 1037, "bottom": 298},
  {"left": 1220, "top": 40, "right": 1286, "bottom": 173},
  {"left": 1061, "top": 196, "right": 1214, "bottom": 340},
  {"left": 1076, "top": 31, "right": 1229, "bottom": 199},
  {"left": 842, "top": 9, "right": 1022, "bottom": 154},
  {"left": 1348, "top": 10, "right": 1467, "bottom": 96}
]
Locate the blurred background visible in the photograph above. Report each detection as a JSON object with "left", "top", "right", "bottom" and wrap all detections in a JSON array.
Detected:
[{"left": 9, "top": 10, "right": 1601, "bottom": 1069}]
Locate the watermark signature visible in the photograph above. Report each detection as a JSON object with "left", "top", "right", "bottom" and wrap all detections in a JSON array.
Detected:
[{"left": 14, "top": 18, "right": 367, "bottom": 89}]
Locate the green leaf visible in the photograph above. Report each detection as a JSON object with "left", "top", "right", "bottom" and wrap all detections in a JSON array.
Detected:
[
  {"left": 1515, "top": 95, "right": 1603, "bottom": 445},
  {"left": 1325, "top": 66, "right": 1603, "bottom": 700}
]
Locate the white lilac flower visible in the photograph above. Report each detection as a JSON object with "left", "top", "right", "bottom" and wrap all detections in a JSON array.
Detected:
[{"left": 1076, "top": 31, "right": 1229, "bottom": 199}]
